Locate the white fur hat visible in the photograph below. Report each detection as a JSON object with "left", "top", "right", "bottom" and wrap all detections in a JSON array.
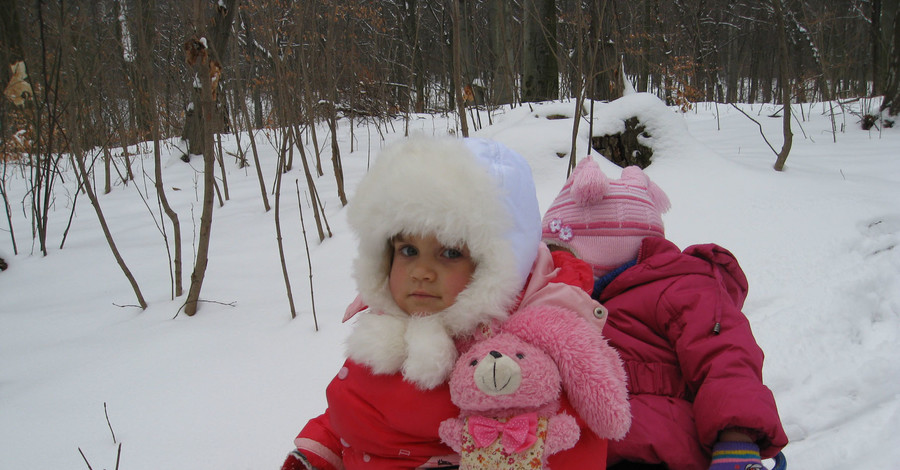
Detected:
[{"left": 345, "top": 136, "right": 541, "bottom": 388}]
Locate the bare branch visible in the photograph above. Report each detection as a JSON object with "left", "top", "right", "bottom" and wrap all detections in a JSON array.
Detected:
[{"left": 729, "top": 103, "right": 779, "bottom": 157}]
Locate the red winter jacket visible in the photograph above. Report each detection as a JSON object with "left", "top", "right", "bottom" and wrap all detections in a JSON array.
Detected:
[
  {"left": 597, "top": 237, "right": 788, "bottom": 470},
  {"left": 293, "top": 245, "right": 614, "bottom": 470}
]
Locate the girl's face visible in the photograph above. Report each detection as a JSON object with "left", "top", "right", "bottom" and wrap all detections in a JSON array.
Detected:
[{"left": 389, "top": 233, "right": 476, "bottom": 316}]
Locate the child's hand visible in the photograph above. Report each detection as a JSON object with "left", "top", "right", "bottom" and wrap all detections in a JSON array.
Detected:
[
  {"left": 708, "top": 441, "right": 763, "bottom": 470},
  {"left": 281, "top": 449, "right": 315, "bottom": 470}
]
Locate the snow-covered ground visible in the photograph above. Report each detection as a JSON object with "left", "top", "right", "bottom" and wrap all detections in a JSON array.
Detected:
[{"left": 1, "top": 94, "right": 897, "bottom": 469}]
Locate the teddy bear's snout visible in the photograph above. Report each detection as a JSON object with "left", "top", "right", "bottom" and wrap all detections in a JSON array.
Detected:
[{"left": 474, "top": 351, "right": 523, "bottom": 396}]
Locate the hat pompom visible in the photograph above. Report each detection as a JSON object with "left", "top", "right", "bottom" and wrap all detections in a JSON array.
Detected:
[
  {"left": 571, "top": 156, "right": 609, "bottom": 206},
  {"left": 620, "top": 166, "right": 671, "bottom": 213}
]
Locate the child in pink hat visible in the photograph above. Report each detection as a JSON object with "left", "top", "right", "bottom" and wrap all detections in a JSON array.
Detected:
[{"left": 542, "top": 156, "right": 788, "bottom": 470}]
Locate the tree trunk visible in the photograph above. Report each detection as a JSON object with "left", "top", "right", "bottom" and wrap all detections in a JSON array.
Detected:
[
  {"left": 590, "top": 1, "right": 619, "bottom": 102},
  {"left": 184, "top": 0, "right": 235, "bottom": 316},
  {"left": 293, "top": 125, "right": 327, "bottom": 243},
  {"left": 239, "top": 9, "right": 265, "bottom": 128},
  {"left": 568, "top": 2, "right": 587, "bottom": 172},
  {"left": 273, "top": 131, "right": 297, "bottom": 319},
  {"left": 881, "top": 2, "right": 900, "bottom": 117},
  {"left": 489, "top": 0, "right": 516, "bottom": 105},
  {"left": 1, "top": 0, "right": 27, "bottom": 140},
  {"left": 131, "top": 0, "right": 182, "bottom": 299},
  {"left": 72, "top": 151, "right": 147, "bottom": 310},
  {"left": 451, "top": 0, "right": 470, "bottom": 136},
  {"left": 772, "top": 0, "right": 793, "bottom": 172},
  {"left": 399, "top": 0, "right": 423, "bottom": 113},
  {"left": 874, "top": 0, "right": 884, "bottom": 95},
  {"left": 874, "top": 0, "right": 899, "bottom": 96},
  {"left": 181, "top": 0, "right": 237, "bottom": 159},
  {"left": 1, "top": 159, "right": 18, "bottom": 255},
  {"left": 183, "top": 55, "right": 216, "bottom": 315},
  {"left": 237, "top": 86, "right": 270, "bottom": 212},
  {"left": 522, "top": 0, "right": 558, "bottom": 102},
  {"left": 322, "top": 14, "right": 347, "bottom": 206},
  {"left": 327, "top": 112, "right": 346, "bottom": 205}
]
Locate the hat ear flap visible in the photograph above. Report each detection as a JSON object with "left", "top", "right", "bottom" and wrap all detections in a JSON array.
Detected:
[
  {"left": 571, "top": 156, "right": 609, "bottom": 206},
  {"left": 620, "top": 166, "right": 671, "bottom": 213},
  {"left": 502, "top": 306, "right": 632, "bottom": 440}
]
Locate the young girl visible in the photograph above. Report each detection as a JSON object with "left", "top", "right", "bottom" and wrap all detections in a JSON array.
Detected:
[
  {"left": 541, "top": 156, "right": 788, "bottom": 470},
  {"left": 281, "top": 138, "right": 626, "bottom": 470}
]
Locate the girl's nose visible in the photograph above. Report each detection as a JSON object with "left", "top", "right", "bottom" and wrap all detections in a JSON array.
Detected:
[{"left": 410, "top": 260, "right": 436, "bottom": 281}]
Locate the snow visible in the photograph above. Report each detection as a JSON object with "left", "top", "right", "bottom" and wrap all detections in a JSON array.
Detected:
[{"left": 1, "top": 95, "right": 898, "bottom": 469}]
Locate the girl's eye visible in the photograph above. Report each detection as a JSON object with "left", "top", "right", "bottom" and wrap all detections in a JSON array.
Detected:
[
  {"left": 442, "top": 248, "right": 464, "bottom": 259},
  {"left": 398, "top": 245, "right": 418, "bottom": 257}
]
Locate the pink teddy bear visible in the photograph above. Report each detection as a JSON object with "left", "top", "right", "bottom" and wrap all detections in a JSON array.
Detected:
[
  {"left": 439, "top": 331, "right": 579, "bottom": 469},
  {"left": 440, "top": 305, "right": 632, "bottom": 469}
]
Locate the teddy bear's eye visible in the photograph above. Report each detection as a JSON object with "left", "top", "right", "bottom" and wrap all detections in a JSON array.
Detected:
[
  {"left": 470, "top": 359, "right": 478, "bottom": 366},
  {"left": 516, "top": 353, "right": 525, "bottom": 359}
]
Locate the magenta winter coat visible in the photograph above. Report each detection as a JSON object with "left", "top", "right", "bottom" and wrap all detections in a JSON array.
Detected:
[{"left": 598, "top": 237, "right": 788, "bottom": 470}]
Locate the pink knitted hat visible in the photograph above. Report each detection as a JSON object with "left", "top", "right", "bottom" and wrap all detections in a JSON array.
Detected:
[{"left": 542, "top": 157, "right": 671, "bottom": 278}]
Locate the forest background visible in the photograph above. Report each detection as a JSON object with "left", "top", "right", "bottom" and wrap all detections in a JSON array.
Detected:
[
  {"left": 8, "top": 0, "right": 899, "bottom": 309},
  {"left": 3, "top": 0, "right": 899, "bottom": 164}
]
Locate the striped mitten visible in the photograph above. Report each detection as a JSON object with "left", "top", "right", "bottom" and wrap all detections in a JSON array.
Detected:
[{"left": 709, "top": 441, "right": 764, "bottom": 470}]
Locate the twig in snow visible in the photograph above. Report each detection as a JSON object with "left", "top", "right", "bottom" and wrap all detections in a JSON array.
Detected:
[
  {"left": 78, "top": 447, "right": 94, "bottom": 470},
  {"left": 113, "top": 303, "right": 144, "bottom": 309},
  {"left": 105, "top": 402, "right": 117, "bottom": 444},
  {"left": 174, "top": 299, "right": 237, "bottom": 318},
  {"left": 295, "top": 179, "right": 319, "bottom": 331}
]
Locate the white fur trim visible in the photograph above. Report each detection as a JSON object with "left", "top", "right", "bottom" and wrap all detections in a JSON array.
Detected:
[
  {"left": 346, "top": 313, "right": 459, "bottom": 390},
  {"left": 345, "top": 313, "right": 407, "bottom": 375},
  {"left": 402, "top": 315, "right": 458, "bottom": 390}
]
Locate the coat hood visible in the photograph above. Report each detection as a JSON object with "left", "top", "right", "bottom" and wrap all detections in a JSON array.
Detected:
[
  {"left": 603, "top": 237, "right": 748, "bottom": 309},
  {"left": 345, "top": 137, "right": 542, "bottom": 389},
  {"left": 600, "top": 237, "right": 749, "bottom": 336}
]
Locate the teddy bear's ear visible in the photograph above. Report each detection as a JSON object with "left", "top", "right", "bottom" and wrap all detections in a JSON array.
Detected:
[{"left": 503, "top": 305, "right": 631, "bottom": 440}]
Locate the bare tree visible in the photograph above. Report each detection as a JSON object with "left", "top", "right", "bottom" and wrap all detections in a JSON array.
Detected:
[
  {"left": 772, "top": 0, "right": 794, "bottom": 171},
  {"left": 273, "top": 128, "right": 297, "bottom": 319},
  {"left": 522, "top": 0, "right": 559, "bottom": 102},
  {"left": 321, "top": 9, "right": 347, "bottom": 205},
  {"left": 72, "top": 147, "right": 147, "bottom": 309},
  {"left": 488, "top": 0, "right": 517, "bottom": 106},
  {"left": 126, "top": 0, "right": 184, "bottom": 299},
  {"left": 1, "top": 0, "right": 29, "bottom": 140},
  {"left": 181, "top": 0, "right": 237, "bottom": 160},
  {"left": 451, "top": 0, "right": 470, "bottom": 136},
  {"left": 29, "top": 1, "right": 68, "bottom": 257},
  {"left": 183, "top": 0, "right": 238, "bottom": 316},
  {"left": 1, "top": 158, "right": 17, "bottom": 255},
  {"left": 881, "top": 1, "right": 900, "bottom": 117}
]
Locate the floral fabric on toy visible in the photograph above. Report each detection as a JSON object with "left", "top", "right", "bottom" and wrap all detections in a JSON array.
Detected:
[{"left": 460, "top": 414, "right": 550, "bottom": 469}]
